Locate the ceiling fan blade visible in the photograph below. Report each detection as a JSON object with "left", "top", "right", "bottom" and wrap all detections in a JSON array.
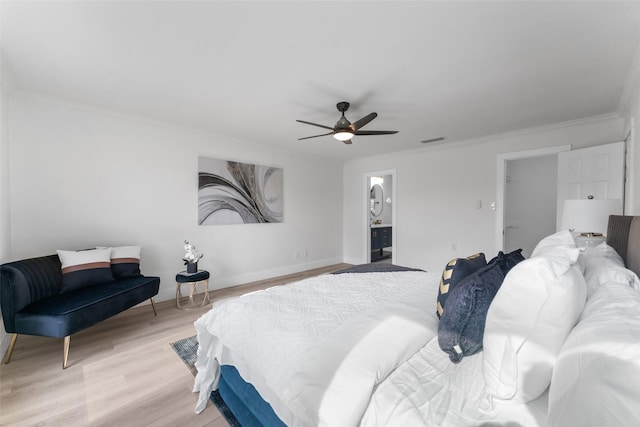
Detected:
[
  {"left": 298, "top": 132, "right": 334, "bottom": 141},
  {"left": 352, "top": 112, "right": 377, "bottom": 130},
  {"left": 354, "top": 130, "right": 399, "bottom": 136},
  {"left": 296, "top": 120, "right": 334, "bottom": 131}
]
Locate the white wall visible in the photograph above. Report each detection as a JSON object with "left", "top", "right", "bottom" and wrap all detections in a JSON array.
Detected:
[
  {"left": 0, "top": 52, "right": 14, "bottom": 360},
  {"left": 1, "top": 55, "right": 12, "bottom": 263},
  {"left": 380, "top": 175, "right": 393, "bottom": 226},
  {"left": 343, "top": 116, "right": 624, "bottom": 273},
  {"left": 7, "top": 91, "right": 344, "bottom": 303}
]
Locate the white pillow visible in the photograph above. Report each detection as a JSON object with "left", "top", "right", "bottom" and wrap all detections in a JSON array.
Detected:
[
  {"left": 581, "top": 242, "right": 640, "bottom": 297},
  {"left": 547, "top": 282, "right": 640, "bottom": 427},
  {"left": 530, "top": 229, "right": 576, "bottom": 258},
  {"left": 483, "top": 246, "right": 586, "bottom": 404}
]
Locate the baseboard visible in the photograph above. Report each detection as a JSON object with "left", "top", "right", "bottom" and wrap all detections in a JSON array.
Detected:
[
  {"left": 343, "top": 255, "right": 366, "bottom": 265},
  {"left": 210, "top": 256, "right": 344, "bottom": 291}
]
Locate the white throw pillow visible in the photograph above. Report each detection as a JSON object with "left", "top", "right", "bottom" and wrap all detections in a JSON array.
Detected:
[
  {"left": 548, "top": 282, "right": 640, "bottom": 427},
  {"left": 483, "top": 246, "right": 586, "bottom": 404},
  {"left": 581, "top": 242, "right": 640, "bottom": 297},
  {"left": 530, "top": 229, "right": 576, "bottom": 258}
]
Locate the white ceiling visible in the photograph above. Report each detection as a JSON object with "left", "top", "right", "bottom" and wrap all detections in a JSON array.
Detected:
[{"left": 2, "top": 1, "right": 640, "bottom": 160}]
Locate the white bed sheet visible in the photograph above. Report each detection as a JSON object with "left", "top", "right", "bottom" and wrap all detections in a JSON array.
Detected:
[{"left": 193, "top": 270, "right": 442, "bottom": 426}]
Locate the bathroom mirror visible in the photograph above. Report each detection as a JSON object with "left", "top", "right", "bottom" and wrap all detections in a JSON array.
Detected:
[{"left": 370, "top": 184, "right": 383, "bottom": 217}]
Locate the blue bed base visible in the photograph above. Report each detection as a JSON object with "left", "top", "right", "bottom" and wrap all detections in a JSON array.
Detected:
[{"left": 218, "top": 365, "right": 286, "bottom": 427}]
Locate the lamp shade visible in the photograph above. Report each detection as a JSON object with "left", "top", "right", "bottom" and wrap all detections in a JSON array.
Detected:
[{"left": 560, "top": 199, "right": 621, "bottom": 236}]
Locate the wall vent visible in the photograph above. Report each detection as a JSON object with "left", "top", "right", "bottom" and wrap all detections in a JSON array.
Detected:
[{"left": 420, "top": 137, "right": 445, "bottom": 144}]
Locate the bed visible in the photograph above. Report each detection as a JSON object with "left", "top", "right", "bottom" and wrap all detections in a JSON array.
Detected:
[{"left": 192, "top": 215, "right": 640, "bottom": 427}]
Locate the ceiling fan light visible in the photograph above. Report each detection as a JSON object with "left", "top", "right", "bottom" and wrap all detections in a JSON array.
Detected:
[{"left": 334, "top": 131, "right": 354, "bottom": 141}]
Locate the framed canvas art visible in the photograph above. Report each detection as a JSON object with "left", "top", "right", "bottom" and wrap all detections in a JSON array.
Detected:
[{"left": 198, "top": 156, "right": 283, "bottom": 225}]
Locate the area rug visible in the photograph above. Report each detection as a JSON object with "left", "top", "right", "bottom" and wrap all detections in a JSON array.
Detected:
[{"left": 170, "top": 336, "right": 242, "bottom": 427}]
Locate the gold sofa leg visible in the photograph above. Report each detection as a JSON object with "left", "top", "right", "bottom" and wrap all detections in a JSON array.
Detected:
[
  {"left": 3, "top": 333, "right": 18, "bottom": 364},
  {"left": 63, "top": 336, "right": 70, "bottom": 369},
  {"left": 150, "top": 297, "right": 157, "bottom": 316}
]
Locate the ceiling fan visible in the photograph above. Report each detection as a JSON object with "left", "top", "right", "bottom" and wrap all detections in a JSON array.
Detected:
[{"left": 296, "top": 102, "right": 398, "bottom": 144}]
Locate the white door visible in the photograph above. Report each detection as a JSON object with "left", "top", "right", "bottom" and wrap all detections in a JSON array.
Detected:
[{"left": 556, "top": 141, "right": 625, "bottom": 228}]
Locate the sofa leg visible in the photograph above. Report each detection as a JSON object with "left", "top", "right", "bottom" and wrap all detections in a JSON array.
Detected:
[
  {"left": 3, "top": 333, "right": 18, "bottom": 364},
  {"left": 150, "top": 297, "right": 157, "bottom": 316},
  {"left": 63, "top": 336, "right": 70, "bottom": 369}
]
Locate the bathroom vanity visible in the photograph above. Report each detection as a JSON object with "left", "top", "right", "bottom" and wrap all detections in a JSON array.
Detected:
[{"left": 371, "top": 225, "right": 392, "bottom": 262}]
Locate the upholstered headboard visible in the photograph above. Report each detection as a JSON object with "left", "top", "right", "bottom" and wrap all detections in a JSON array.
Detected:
[{"left": 607, "top": 215, "right": 640, "bottom": 277}]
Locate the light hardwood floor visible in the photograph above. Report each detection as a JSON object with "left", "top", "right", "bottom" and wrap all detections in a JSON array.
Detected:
[{"left": 0, "top": 263, "right": 350, "bottom": 427}]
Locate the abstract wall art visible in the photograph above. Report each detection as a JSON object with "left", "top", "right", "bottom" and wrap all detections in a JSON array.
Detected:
[{"left": 198, "top": 156, "right": 283, "bottom": 225}]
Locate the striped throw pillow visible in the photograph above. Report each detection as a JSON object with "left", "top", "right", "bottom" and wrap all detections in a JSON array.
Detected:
[
  {"left": 56, "top": 248, "right": 114, "bottom": 293},
  {"left": 108, "top": 246, "right": 142, "bottom": 278}
]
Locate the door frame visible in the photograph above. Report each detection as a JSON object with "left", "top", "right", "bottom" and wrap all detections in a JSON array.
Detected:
[
  {"left": 364, "top": 169, "right": 397, "bottom": 264},
  {"left": 495, "top": 145, "right": 570, "bottom": 254},
  {"left": 624, "top": 118, "right": 635, "bottom": 214}
]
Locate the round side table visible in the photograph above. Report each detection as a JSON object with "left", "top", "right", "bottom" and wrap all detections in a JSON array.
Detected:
[{"left": 175, "top": 270, "right": 211, "bottom": 309}]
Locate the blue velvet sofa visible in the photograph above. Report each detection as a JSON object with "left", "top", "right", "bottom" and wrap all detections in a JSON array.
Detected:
[{"left": 1, "top": 253, "right": 160, "bottom": 368}]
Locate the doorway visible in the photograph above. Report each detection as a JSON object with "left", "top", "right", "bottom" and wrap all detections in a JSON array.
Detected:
[
  {"left": 504, "top": 156, "right": 558, "bottom": 257},
  {"left": 365, "top": 169, "right": 396, "bottom": 264},
  {"left": 495, "top": 145, "right": 570, "bottom": 255}
]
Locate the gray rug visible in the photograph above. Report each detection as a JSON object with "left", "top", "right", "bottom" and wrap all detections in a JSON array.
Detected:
[
  {"left": 170, "top": 335, "right": 243, "bottom": 427},
  {"left": 169, "top": 335, "right": 198, "bottom": 375}
]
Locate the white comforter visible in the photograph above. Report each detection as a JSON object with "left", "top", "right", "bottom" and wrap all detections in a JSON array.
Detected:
[
  {"left": 360, "top": 337, "right": 549, "bottom": 427},
  {"left": 193, "top": 270, "right": 441, "bottom": 426}
]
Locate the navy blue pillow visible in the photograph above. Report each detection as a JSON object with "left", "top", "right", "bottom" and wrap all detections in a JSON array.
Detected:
[
  {"left": 438, "top": 249, "right": 524, "bottom": 363},
  {"left": 489, "top": 248, "right": 525, "bottom": 275},
  {"left": 436, "top": 253, "right": 487, "bottom": 319}
]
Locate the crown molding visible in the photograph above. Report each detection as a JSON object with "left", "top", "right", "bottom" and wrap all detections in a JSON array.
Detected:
[{"left": 367, "top": 112, "right": 623, "bottom": 162}]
